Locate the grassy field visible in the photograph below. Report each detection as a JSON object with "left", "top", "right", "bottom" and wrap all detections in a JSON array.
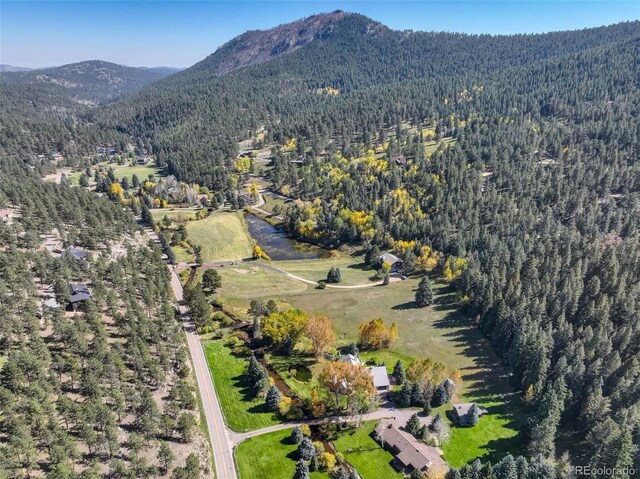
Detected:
[
  {"left": 260, "top": 194, "right": 290, "bottom": 215},
  {"left": 186, "top": 212, "right": 254, "bottom": 262},
  {"left": 217, "top": 264, "right": 308, "bottom": 300},
  {"left": 151, "top": 208, "right": 199, "bottom": 223},
  {"left": 235, "top": 429, "right": 327, "bottom": 479},
  {"left": 219, "top": 266, "right": 523, "bottom": 464},
  {"left": 203, "top": 340, "right": 279, "bottom": 431},
  {"left": 70, "top": 161, "right": 166, "bottom": 185},
  {"left": 425, "top": 137, "right": 457, "bottom": 157},
  {"left": 439, "top": 399, "right": 522, "bottom": 467},
  {"left": 262, "top": 253, "right": 377, "bottom": 285},
  {"left": 333, "top": 422, "right": 403, "bottom": 479},
  {"left": 214, "top": 251, "right": 376, "bottom": 305}
]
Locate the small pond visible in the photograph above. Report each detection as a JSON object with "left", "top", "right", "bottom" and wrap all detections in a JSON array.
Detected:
[
  {"left": 245, "top": 214, "right": 331, "bottom": 260},
  {"left": 289, "top": 366, "right": 313, "bottom": 383}
]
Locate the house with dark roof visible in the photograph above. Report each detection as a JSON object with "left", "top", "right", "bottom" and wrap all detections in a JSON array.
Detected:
[
  {"left": 373, "top": 422, "right": 447, "bottom": 474},
  {"left": 62, "top": 247, "right": 87, "bottom": 261},
  {"left": 391, "top": 154, "right": 407, "bottom": 167},
  {"left": 451, "top": 403, "right": 486, "bottom": 426},
  {"left": 67, "top": 284, "right": 91, "bottom": 311},
  {"left": 380, "top": 252, "right": 404, "bottom": 274}
]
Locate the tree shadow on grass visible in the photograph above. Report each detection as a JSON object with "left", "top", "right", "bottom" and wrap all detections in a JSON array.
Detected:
[
  {"left": 286, "top": 449, "right": 300, "bottom": 461},
  {"left": 391, "top": 300, "right": 417, "bottom": 310},
  {"left": 432, "top": 310, "right": 523, "bottom": 409},
  {"left": 346, "top": 262, "right": 371, "bottom": 272},
  {"left": 231, "top": 373, "right": 262, "bottom": 403}
]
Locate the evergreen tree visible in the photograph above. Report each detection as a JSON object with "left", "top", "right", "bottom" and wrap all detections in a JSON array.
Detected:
[
  {"left": 265, "top": 385, "right": 282, "bottom": 412},
  {"left": 415, "top": 275, "right": 433, "bottom": 307},
  {"left": 298, "top": 437, "right": 315, "bottom": 461},
  {"left": 392, "top": 360, "right": 405, "bottom": 385},
  {"left": 431, "top": 383, "right": 448, "bottom": 407},
  {"left": 202, "top": 268, "right": 222, "bottom": 293},
  {"left": 468, "top": 403, "right": 480, "bottom": 426},
  {"left": 290, "top": 426, "right": 304, "bottom": 444},
  {"left": 327, "top": 266, "right": 342, "bottom": 283},
  {"left": 397, "top": 381, "right": 412, "bottom": 407},
  {"left": 293, "top": 459, "right": 310, "bottom": 479},
  {"left": 405, "top": 413, "right": 421, "bottom": 437}
]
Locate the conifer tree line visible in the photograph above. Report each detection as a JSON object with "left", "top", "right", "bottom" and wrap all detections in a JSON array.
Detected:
[
  {"left": 0, "top": 13, "right": 638, "bottom": 473},
  {"left": 0, "top": 160, "right": 208, "bottom": 477}
]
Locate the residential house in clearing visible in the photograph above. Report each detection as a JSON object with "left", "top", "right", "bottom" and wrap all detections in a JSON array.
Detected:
[
  {"left": 62, "top": 247, "right": 88, "bottom": 261},
  {"left": 451, "top": 402, "right": 485, "bottom": 426},
  {"left": 338, "top": 355, "right": 391, "bottom": 392},
  {"left": 67, "top": 284, "right": 91, "bottom": 311},
  {"left": 368, "top": 365, "right": 390, "bottom": 392},
  {"left": 373, "top": 422, "right": 447, "bottom": 475},
  {"left": 380, "top": 252, "right": 404, "bottom": 274},
  {"left": 137, "top": 155, "right": 152, "bottom": 165},
  {"left": 391, "top": 154, "right": 407, "bottom": 167}
]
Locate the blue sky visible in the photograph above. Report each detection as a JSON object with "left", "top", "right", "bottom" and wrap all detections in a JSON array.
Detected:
[{"left": 1, "top": 1, "right": 638, "bottom": 68}]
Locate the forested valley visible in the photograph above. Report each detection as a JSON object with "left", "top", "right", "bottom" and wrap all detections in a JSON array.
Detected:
[{"left": 0, "top": 10, "right": 639, "bottom": 477}]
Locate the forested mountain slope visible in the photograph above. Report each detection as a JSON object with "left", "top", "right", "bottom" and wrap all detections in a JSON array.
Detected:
[
  {"left": 95, "top": 14, "right": 640, "bottom": 469},
  {"left": 0, "top": 61, "right": 173, "bottom": 158},
  {"left": 96, "top": 14, "right": 639, "bottom": 186},
  {"left": 1, "top": 60, "right": 173, "bottom": 103},
  {"left": 0, "top": 11, "right": 639, "bottom": 473}
]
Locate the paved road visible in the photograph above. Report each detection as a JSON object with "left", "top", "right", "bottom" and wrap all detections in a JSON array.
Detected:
[
  {"left": 143, "top": 223, "right": 236, "bottom": 479},
  {"left": 168, "top": 265, "right": 237, "bottom": 479},
  {"left": 228, "top": 405, "right": 402, "bottom": 446}
]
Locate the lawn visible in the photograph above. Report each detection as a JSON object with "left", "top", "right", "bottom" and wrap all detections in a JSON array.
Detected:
[
  {"left": 235, "top": 429, "right": 327, "bottom": 479},
  {"left": 266, "top": 253, "right": 377, "bottom": 286},
  {"left": 186, "top": 212, "right": 254, "bottom": 262},
  {"left": 333, "top": 422, "right": 403, "bottom": 479},
  {"left": 219, "top": 268, "right": 524, "bottom": 465},
  {"left": 358, "top": 350, "right": 415, "bottom": 373},
  {"left": 172, "top": 244, "right": 195, "bottom": 264},
  {"left": 151, "top": 208, "right": 199, "bottom": 223},
  {"left": 106, "top": 162, "right": 166, "bottom": 183},
  {"left": 70, "top": 161, "right": 166, "bottom": 185},
  {"left": 440, "top": 399, "right": 522, "bottom": 467},
  {"left": 216, "top": 264, "right": 308, "bottom": 300},
  {"left": 203, "top": 340, "right": 279, "bottom": 431}
]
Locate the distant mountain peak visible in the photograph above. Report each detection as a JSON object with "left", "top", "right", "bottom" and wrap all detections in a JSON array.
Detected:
[{"left": 198, "top": 11, "right": 386, "bottom": 75}]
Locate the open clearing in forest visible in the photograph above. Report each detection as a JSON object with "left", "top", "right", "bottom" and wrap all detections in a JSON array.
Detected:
[
  {"left": 151, "top": 208, "right": 200, "bottom": 223},
  {"left": 186, "top": 212, "right": 254, "bottom": 262},
  {"left": 218, "top": 265, "right": 523, "bottom": 464},
  {"left": 70, "top": 162, "right": 166, "bottom": 185}
]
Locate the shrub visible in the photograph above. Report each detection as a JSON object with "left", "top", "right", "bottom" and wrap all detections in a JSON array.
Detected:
[
  {"left": 320, "top": 452, "right": 337, "bottom": 471},
  {"left": 317, "top": 281, "right": 327, "bottom": 289}
]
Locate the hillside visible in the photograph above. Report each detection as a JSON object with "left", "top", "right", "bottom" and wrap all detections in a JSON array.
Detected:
[
  {"left": 1, "top": 60, "right": 174, "bottom": 103},
  {"left": 95, "top": 14, "right": 640, "bottom": 182},
  {"left": 91, "top": 13, "right": 640, "bottom": 469},
  {"left": 0, "top": 60, "right": 176, "bottom": 158}
]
